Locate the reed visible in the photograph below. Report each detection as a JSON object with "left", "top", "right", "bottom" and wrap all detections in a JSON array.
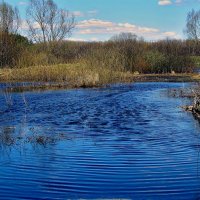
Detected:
[{"left": 0, "top": 63, "right": 134, "bottom": 88}]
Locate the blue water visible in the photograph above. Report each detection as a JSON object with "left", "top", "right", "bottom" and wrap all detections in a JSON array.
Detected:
[{"left": 0, "top": 82, "right": 200, "bottom": 200}]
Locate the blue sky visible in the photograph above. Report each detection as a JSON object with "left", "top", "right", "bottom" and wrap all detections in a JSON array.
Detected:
[{"left": 6, "top": 0, "right": 200, "bottom": 41}]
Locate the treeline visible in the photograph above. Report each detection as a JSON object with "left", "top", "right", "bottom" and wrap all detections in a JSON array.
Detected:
[{"left": 1, "top": 32, "right": 199, "bottom": 73}]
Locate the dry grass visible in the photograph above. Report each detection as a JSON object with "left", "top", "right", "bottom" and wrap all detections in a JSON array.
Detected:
[
  {"left": 190, "top": 74, "right": 200, "bottom": 81},
  {"left": 0, "top": 63, "right": 199, "bottom": 91},
  {"left": 0, "top": 63, "right": 134, "bottom": 88},
  {"left": 133, "top": 73, "right": 197, "bottom": 82}
]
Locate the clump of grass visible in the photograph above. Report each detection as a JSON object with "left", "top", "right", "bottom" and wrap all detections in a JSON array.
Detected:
[
  {"left": 0, "top": 132, "right": 15, "bottom": 147},
  {"left": 167, "top": 88, "right": 195, "bottom": 98},
  {"left": 0, "top": 63, "right": 134, "bottom": 89},
  {"left": 27, "top": 133, "right": 66, "bottom": 146},
  {"left": 0, "top": 129, "right": 68, "bottom": 149}
]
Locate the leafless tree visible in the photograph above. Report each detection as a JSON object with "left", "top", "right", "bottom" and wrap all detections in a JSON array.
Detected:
[
  {"left": 26, "top": 0, "right": 75, "bottom": 43},
  {"left": 185, "top": 9, "right": 200, "bottom": 41},
  {"left": 0, "top": 2, "right": 20, "bottom": 33},
  {"left": 110, "top": 32, "right": 138, "bottom": 42}
]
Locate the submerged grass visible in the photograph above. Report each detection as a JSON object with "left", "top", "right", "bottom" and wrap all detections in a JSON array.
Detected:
[{"left": 0, "top": 127, "right": 69, "bottom": 150}]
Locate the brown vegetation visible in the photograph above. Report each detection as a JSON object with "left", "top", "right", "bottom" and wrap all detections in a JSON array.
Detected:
[{"left": 0, "top": 64, "right": 135, "bottom": 90}]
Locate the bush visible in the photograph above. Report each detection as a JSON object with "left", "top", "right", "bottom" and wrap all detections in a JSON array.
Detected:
[
  {"left": 0, "top": 32, "right": 30, "bottom": 68},
  {"left": 144, "top": 51, "right": 166, "bottom": 73}
]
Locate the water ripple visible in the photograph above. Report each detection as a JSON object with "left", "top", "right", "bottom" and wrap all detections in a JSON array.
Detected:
[{"left": 0, "top": 82, "right": 200, "bottom": 199}]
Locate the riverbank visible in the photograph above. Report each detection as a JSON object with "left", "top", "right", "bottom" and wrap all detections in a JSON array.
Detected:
[
  {"left": 0, "top": 64, "right": 133, "bottom": 89},
  {"left": 171, "top": 85, "right": 200, "bottom": 121},
  {"left": 0, "top": 64, "right": 200, "bottom": 91},
  {"left": 132, "top": 74, "right": 200, "bottom": 82},
  {"left": 183, "top": 104, "right": 200, "bottom": 121}
]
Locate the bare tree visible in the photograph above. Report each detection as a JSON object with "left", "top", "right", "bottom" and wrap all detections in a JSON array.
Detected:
[
  {"left": 26, "top": 0, "right": 75, "bottom": 43},
  {"left": 0, "top": 2, "right": 20, "bottom": 33},
  {"left": 110, "top": 32, "right": 138, "bottom": 42},
  {"left": 185, "top": 9, "right": 200, "bottom": 41}
]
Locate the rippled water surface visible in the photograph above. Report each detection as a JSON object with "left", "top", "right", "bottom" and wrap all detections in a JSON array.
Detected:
[{"left": 0, "top": 82, "right": 200, "bottom": 200}]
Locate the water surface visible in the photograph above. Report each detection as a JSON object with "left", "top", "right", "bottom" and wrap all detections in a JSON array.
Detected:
[{"left": 0, "top": 82, "right": 200, "bottom": 200}]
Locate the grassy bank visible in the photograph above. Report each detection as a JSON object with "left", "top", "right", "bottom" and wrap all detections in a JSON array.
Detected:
[
  {"left": 132, "top": 73, "right": 200, "bottom": 82},
  {"left": 0, "top": 63, "right": 134, "bottom": 89},
  {"left": 1, "top": 63, "right": 200, "bottom": 91}
]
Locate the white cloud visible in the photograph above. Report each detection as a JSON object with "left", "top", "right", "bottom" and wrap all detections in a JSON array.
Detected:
[
  {"left": 68, "top": 37, "right": 87, "bottom": 42},
  {"left": 158, "top": 0, "right": 172, "bottom": 6},
  {"left": 20, "top": 18, "right": 180, "bottom": 41},
  {"left": 75, "top": 19, "right": 179, "bottom": 40},
  {"left": 78, "top": 19, "right": 113, "bottom": 29},
  {"left": 163, "top": 31, "right": 177, "bottom": 37},
  {"left": 72, "top": 10, "right": 98, "bottom": 18},
  {"left": 68, "top": 37, "right": 99, "bottom": 42},
  {"left": 72, "top": 11, "right": 84, "bottom": 17},
  {"left": 18, "top": 1, "right": 28, "bottom": 6},
  {"left": 21, "top": 20, "right": 28, "bottom": 30},
  {"left": 158, "top": 0, "right": 184, "bottom": 6}
]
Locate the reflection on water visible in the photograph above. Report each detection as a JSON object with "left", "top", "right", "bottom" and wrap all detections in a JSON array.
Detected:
[{"left": 0, "top": 82, "right": 200, "bottom": 199}]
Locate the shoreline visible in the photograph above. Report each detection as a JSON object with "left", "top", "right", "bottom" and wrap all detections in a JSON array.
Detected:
[
  {"left": 0, "top": 64, "right": 199, "bottom": 92},
  {"left": 0, "top": 73, "right": 199, "bottom": 92},
  {"left": 132, "top": 74, "right": 198, "bottom": 82}
]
